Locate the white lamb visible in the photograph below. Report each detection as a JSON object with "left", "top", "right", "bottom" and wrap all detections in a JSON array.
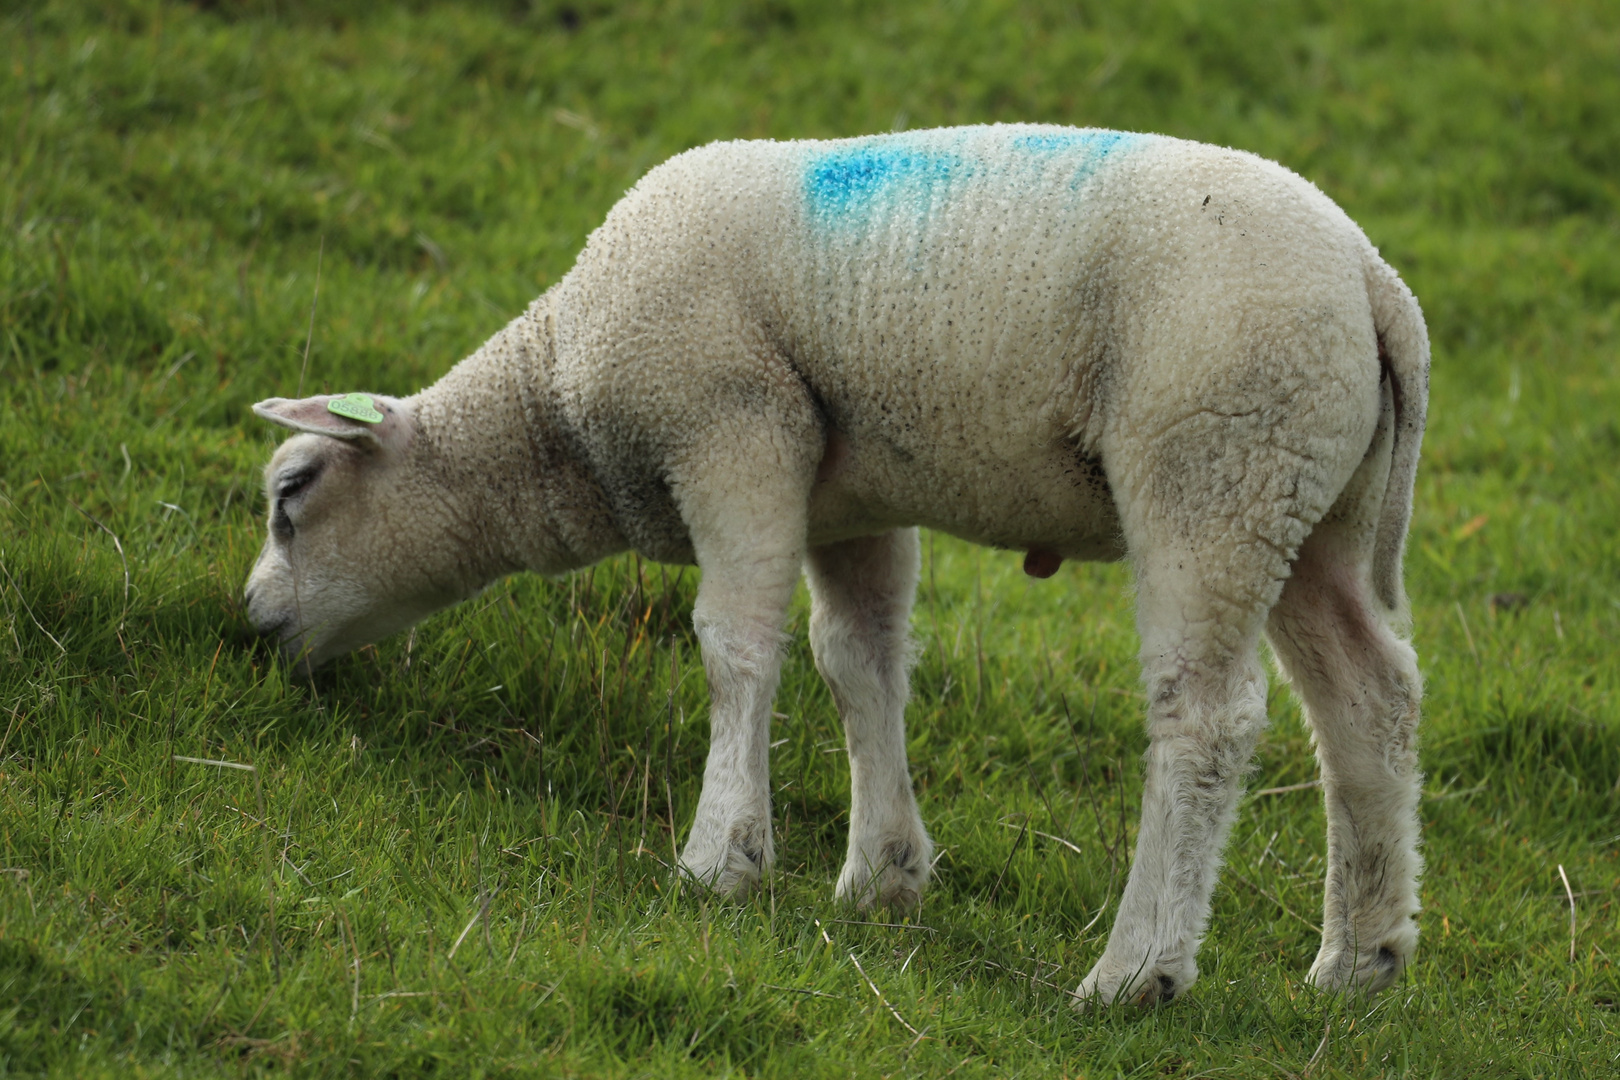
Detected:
[{"left": 244, "top": 124, "right": 1429, "bottom": 1007}]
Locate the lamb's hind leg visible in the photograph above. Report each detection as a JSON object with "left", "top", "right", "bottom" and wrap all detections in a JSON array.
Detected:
[
  {"left": 1075, "top": 545, "right": 1277, "bottom": 1007},
  {"left": 1267, "top": 506, "right": 1423, "bottom": 992},
  {"left": 806, "top": 528, "right": 932, "bottom": 910}
]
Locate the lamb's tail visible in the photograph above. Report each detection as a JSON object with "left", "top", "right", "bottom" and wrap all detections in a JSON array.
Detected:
[{"left": 1364, "top": 250, "right": 1431, "bottom": 632}]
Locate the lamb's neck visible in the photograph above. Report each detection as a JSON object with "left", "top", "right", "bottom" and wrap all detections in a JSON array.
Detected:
[{"left": 410, "top": 299, "right": 626, "bottom": 588}]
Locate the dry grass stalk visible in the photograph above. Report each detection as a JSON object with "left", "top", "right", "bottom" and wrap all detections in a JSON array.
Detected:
[
  {"left": 1558, "top": 863, "right": 1577, "bottom": 963},
  {"left": 1251, "top": 779, "right": 1323, "bottom": 797},
  {"left": 848, "top": 950, "right": 923, "bottom": 1039},
  {"left": 296, "top": 236, "right": 324, "bottom": 397},
  {"left": 447, "top": 906, "right": 482, "bottom": 962},
  {"left": 0, "top": 555, "right": 65, "bottom": 653}
]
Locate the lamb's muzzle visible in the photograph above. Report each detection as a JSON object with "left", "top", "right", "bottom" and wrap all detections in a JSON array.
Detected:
[{"left": 245, "top": 124, "right": 1429, "bottom": 1008}]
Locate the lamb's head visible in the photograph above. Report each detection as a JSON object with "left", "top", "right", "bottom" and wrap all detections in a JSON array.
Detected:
[{"left": 244, "top": 394, "right": 475, "bottom": 670}]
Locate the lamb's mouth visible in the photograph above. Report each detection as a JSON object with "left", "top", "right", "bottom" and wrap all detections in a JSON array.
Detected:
[
  {"left": 250, "top": 615, "right": 318, "bottom": 665},
  {"left": 246, "top": 609, "right": 292, "bottom": 643},
  {"left": 235, "top": 614, "right": 301, "bottom": 665},
  {"left": 274, "top": 620, "right": 359, "bottom": 672}
]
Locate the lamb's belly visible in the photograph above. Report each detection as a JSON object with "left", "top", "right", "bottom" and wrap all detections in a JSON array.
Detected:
[{"left": 806, "top": 438, "right": 1124, "bottom": 560}]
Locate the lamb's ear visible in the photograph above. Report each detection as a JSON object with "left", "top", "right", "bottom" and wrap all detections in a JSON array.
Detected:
[{"left": 251, "top": 394, "right": 412, "bottom": 451}]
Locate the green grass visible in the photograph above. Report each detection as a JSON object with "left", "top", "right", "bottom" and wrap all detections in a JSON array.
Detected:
[{"left": 3, "top": 0, "right": 1619, "bottom": 1075}]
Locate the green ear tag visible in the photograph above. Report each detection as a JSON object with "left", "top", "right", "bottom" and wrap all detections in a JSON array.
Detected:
[{"left": 327, "top": 393, "right": 384, "bottom": 424}]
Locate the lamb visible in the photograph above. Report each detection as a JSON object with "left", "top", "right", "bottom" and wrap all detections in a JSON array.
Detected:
[{"left": 244, "top": 124, "right": 1430, "bottom": 1007}]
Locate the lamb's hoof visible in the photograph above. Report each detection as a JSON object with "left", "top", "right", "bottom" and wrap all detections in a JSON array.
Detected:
[
  {"left": 835, "top": 835, "right": 932, "bottom": 912},
  {"left": 1072, "top": 956, "right": 1193, "bottom": 1011},
  {"left": 679, "top": 820, "right": 771, "bottom": 899},
  {"left": 1307, "top": 940, "right": 1410, "bottom": 994}
]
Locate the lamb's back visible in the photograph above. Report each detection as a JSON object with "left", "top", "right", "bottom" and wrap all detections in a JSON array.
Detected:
[{"left": 551, "top": 126, "right": 1378, "bottom": 554}]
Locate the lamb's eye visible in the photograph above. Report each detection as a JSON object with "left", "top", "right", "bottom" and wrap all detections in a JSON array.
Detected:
[
  {"left": 272, "top": 466, "right": 320, "bottom": 542},
  {"left": 276, "top": 467, "right": 320, "bottom": 501}
]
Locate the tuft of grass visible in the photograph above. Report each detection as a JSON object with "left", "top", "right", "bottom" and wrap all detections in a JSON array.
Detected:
[{"left": 3, "top": 1, "right": 1619, "bottom": 1076}]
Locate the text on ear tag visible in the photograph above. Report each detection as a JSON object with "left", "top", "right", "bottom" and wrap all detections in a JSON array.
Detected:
[{"left": 327, "top": 394, "right": 384, "bottom": 424}]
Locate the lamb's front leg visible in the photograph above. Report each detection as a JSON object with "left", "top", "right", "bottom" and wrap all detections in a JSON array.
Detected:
[
  {"left": 676, "top": 451, "right": 812, "bottom": 898},
  {"left": 806, "top": 529, "right": 932, "bottom": 910}
]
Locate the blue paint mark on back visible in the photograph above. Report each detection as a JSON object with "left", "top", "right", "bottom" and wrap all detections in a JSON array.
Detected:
[
  {"left": 805, "top": 141, "right": 966, "bottom": 224},
  {"left": 1011, "top": 129, "right": 1141, "bottom": 189},
  {"left": 802, "top": 127, "right": 1149, "bottom": 231},
  {"left": 1011, "top": 129, "right": 1134, "bottom": 155}
]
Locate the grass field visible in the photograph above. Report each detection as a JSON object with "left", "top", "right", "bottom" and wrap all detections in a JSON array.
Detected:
[{"left": 3, "top": 0, "right": 1619, "bottom": 1075}]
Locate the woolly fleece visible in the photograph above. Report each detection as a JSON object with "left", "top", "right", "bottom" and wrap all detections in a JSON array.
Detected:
[{"left": 246, "top": 125, "right": 1430, "bottom": 1007}]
